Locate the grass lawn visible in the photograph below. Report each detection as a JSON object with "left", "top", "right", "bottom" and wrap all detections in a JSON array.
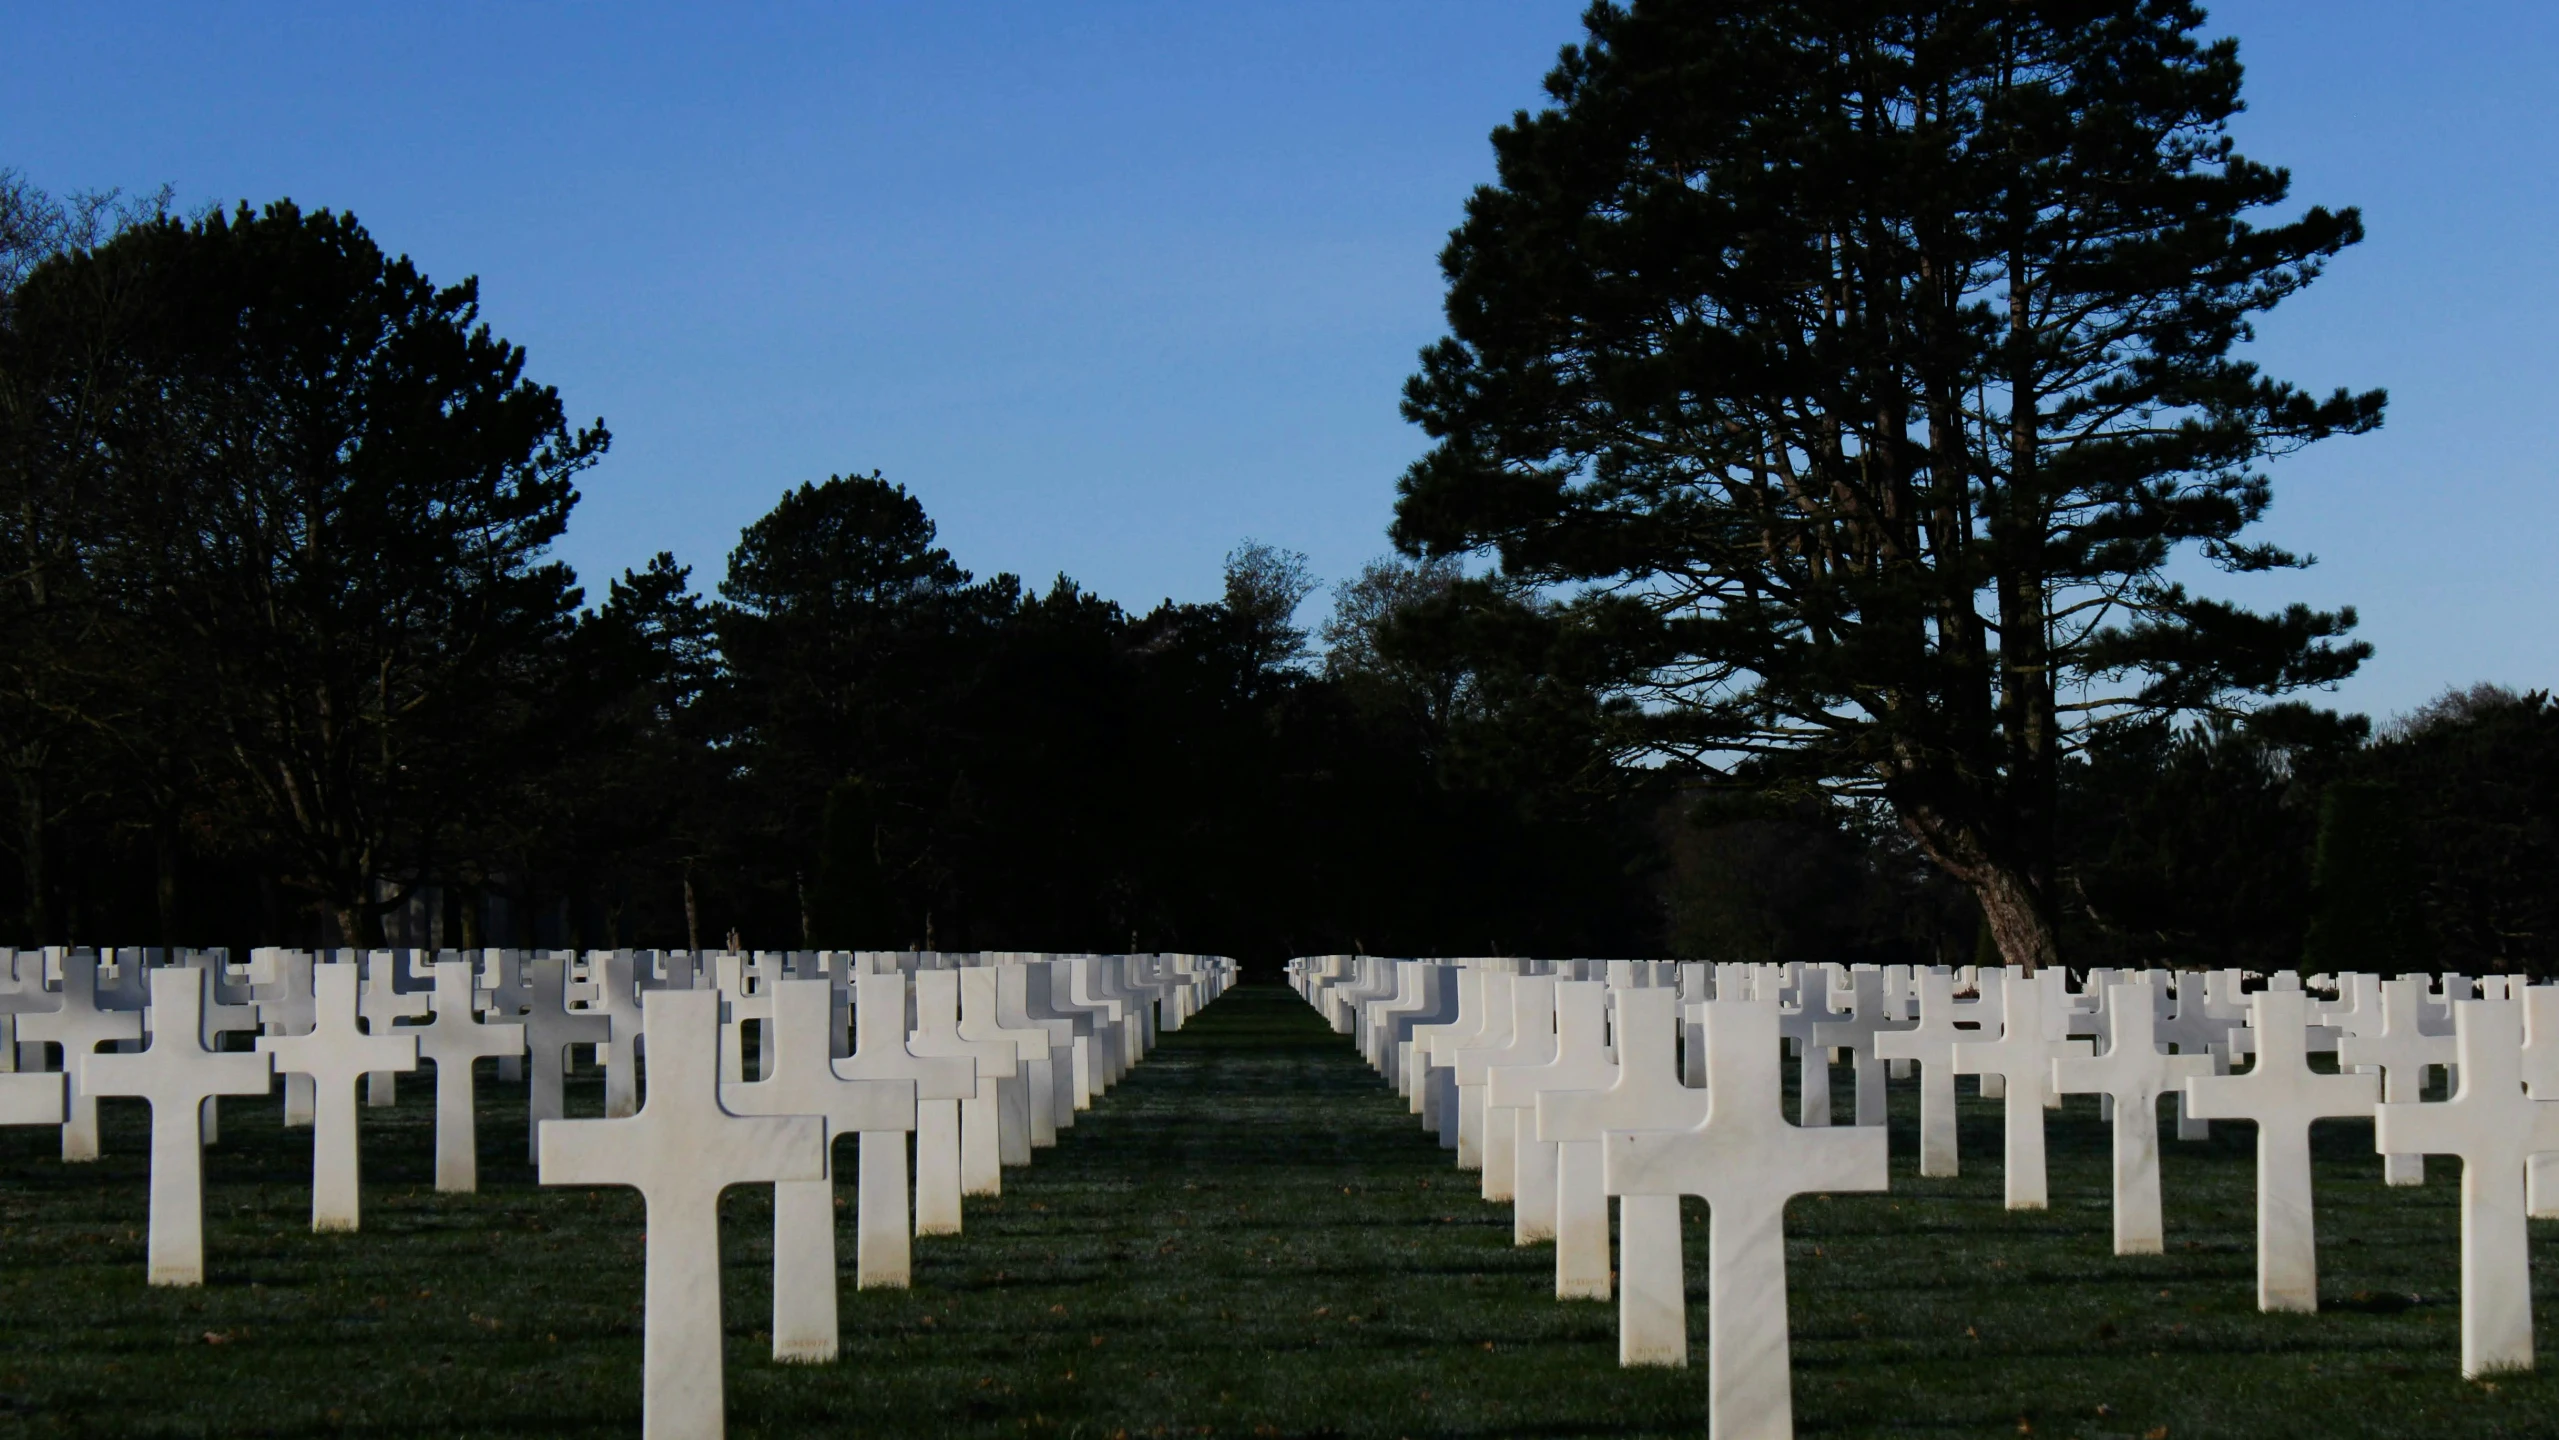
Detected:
[{"left": 2, "top": 981, "right": 2556, "bottom": 1438}]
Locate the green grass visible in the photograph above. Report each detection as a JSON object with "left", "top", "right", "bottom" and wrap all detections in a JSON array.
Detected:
[{"left": 3, "top": 983, "right": 2558, "bottom": 1438}]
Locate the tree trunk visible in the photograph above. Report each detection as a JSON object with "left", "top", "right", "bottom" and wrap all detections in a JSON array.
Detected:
[
  {"left": 1971, "top": 864, "right": 2060, "bottom": 974},
  {"left": 1893, "top": 799, "right": 2060, "bottom": 973}
]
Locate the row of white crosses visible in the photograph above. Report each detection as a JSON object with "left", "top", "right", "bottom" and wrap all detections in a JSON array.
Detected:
[
  {"left": 1, "top": 944, "right": 1231, "bottom": 1439},
  {"left": 1298, "top": 953, "right": 2559, "bottom": 1434}
]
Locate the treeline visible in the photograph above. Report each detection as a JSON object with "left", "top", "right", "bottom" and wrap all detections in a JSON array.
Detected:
[
  {"left": 1666, "top": 689, "right": 2559, "bottom": 977},
  {"left": 0, "top": 188, "right": 1653, "bottom": 964},
  {"left": 5, "top": 181, "right": 2552, "bottom": 975}
]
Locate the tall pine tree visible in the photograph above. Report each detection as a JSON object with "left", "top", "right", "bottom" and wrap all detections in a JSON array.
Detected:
[{"left": 1396, "top": 0, "right": 2382, "bottom": 966}]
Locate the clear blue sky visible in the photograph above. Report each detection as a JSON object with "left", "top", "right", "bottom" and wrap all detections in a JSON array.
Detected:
[{"left": 6, "top": 1, "right": 2551, "bottom": 723}]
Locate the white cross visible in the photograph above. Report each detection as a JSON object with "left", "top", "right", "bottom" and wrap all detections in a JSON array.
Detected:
[
  {"left": 835, "top": 971, "right": 975, "bottom": 1282},
  {"left": 1874, "top": 969, "right": 1973, "bottom": 1177},
  {"left": 539, "top": 989, "right": 823, "bottom": 1440},
  {"left": 2053, "top": 978, "right": 2212, "bottom": 1254},
  {"left": 251, "top": 948, "right": 319, "bottom": 1127},
  {"left": 2336, "top": 977, "right": 2452, "bottom": 1187},
  {"left": 715, "top": 952, "right": 774, "bottom": 1086},
  {"left": 907, "top": 967, "right": 1016, "bottom": 1205},
  {"left": 1491, "top": 978, "right": 1621, "bottom": 1297},
  {"left": 1606, "top": 999, "right": 1888, "bottom": 1440},
  {"left": 1785, "top": 965, "right": 1851, "bottom": 1127},
  {"left": 591, "top": 951, "right": 648, "bottom": 1118},
  {"left": 402, "top": 960, "right": 525, "bottom": 1193},
  {"left": 1482, "top": 975, "right": 1572, "bottom": 1242},
  {"left": 723, "top": 978, "right": 913, "bottom": 1362},
  {"left": 1539, "top": 986, "right": 1708, "bottom": 1367},
  {"left": 2375, "top": 998, "right": 2559, "bottom": 1376},
  {"left": 17, "top": 951, "right": 142, "bottom": 1161},
  {"left": 359, "top": 951, "right": 429, "bottom": 1108},
  {"left": 1451, "top": 971, "right": 1521, "bottom": 1171},
  {"left": 2518, "top": 986, "right": 2559, "bottom": 1218},
  {"left": 2185, "top": 988, "right": 2377, "bottom": 1312},
  {"left": 523, "top": 954, "right": 613, "bottom": 1163},
  {"left": 1812, "top": 968, "right": 1907, "bottom": 1128},
  {"left": 995, "top": 962, "right": 1074, "bottom": 1145},
  {"left": 259, "top": 962, "right": 418, "bottom": 1230},
  {"left": 83, "top": 968, "right": 274, "bottom": 1285},
  {"left": 957, "top": 965, "right": 1050, "bottom": 1168},
  {"left": 1951, "top": 973, "right": 2089, "bottom": 1209},
  {"left": 1468, "top": 974, "right": 1558, "bottom": 1206},
  {"left": 1412, "top": 967, "right": 1488, "bottom": 1148}
]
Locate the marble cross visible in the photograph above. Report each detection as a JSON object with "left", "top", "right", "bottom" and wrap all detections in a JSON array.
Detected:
[
  {"left": 1467, "top": 974, "right": 1558, "bottom": 1205},
  {"left": 258, "top": 961, "right": 418, "bottom": 1230},
  {"left": 2185, "top": 989, "right": 2378, "bottom": 1312},
  {"left": 523, "top": 954, "right": 614, "bottom": 1162},
  {"left": 1873, "top": 968, "right": 1972, "bottom": 1177},
  {"left": 539, "top": 989, "right": 824, "bottom": 1440},
  {"left": 1606, "top": 999, "right": 1889, "bottom": 1439},
  {"left": 907, "top": 968, "right": 1016, "bottom": 1202},
  {"left": 1479, "top": 975, "right": 1565, "bottom": 1235},
  {"left": 957, "top": 966, "right": 1049, "bottom": 1167},
  {"left": 82, "top": 967, "right": 275, "bottom": 1285},
  {"left": 404, "top": 960, "right": 527, "bottom": 1192},
  {"left": 836, "top": 970, "right": 976, "bottom": 1270},
  {"left": 2053, "top": 979, "right": 2212, "bottom": 1254},
  {"left": 1450, "top": 971, "right": 1520, "bottom": 1171},
  {"left": 1539, "top": 986, "right": 1709, "bottom": 1366},
  {"left": 1786, "top": 966, "right": 1851, "bottom": 1127},
  {"left": 1812, "top": 968, "right": 1907, "bottom": 1128},
  {"left": 1951, "top": 973, "right": 2089, "bottom": 1209},
  {"left": 2375, "top": 998, "right": 2559, "bottom": 1376},
  {"left": 1412, "top": 968, "right": 1488, "bottom": 1147},
  {"left": 1490, "top": 978, "right": 1618, "bottom": 1290},
  {"left": 591, "top": 951, "right": 648, "bottom": 1118},
  {"left": 17, "top": 951, "right": 142, "bottom": 1161},
  {"left": 2335, "top": 977, "right": 2453, "bottom": 1187},
  {"left": 2517, "top": 986, "right": 2559, "bottom": 1218},
  {"left": 996, "top": 962, "right": 1074, "bottom": 1145},
  {"left": 251, "top": 948, "right": 319, "bottom": 1127},
  {"left": 359, "top": 952, "right": 429, "bottom": 1107},
  {"left": 722, "top": 978, "right": 915, "bottom": 1361}
]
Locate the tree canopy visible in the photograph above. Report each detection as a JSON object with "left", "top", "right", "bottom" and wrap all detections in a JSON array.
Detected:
[{"left": 1394, "top": 0, "right": 2383, "bottom": 967}]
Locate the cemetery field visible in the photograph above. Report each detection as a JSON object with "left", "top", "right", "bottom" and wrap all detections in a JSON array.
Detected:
[{"left": 4, "top": 987, "right": 2559, "bottom": 1438}]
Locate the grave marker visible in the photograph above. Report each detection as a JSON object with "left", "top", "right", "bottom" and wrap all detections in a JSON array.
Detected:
[
  {"left": 2052, "top": 978, "right": 2212, "bottom": 1254},
  {"left": 2336, "top": 978, "right": 2453, "bottom": 1187},
  {"left": 83, "top": 968, "right": 275, "bottom": 1285},
  {"left": 539, "top": 989, "right": 824, "bottom": 1440},
  {"left": 1489, "top": 978, "right": 1618, "bottom": 1293},
  {"left": 2185, "top": 989, "right": 2378, "bottom": 1312},
  {"left": 723, "top": 978, "right": 915, "bottom": 1361},
  {"left": 17, "top": 951, "right": 142, "bottom": 1161},
  {"left": 1539, "top": 986, "right": 1709, "bottom": 1366},
  {"left": 258, "top": 961, "right": 418, "bottom": 1230},
  {"left": 2375, "top": 999, "right": 2559, "bottom": 1376},
  {"left": 1606, "top": 999, "right": 1888, "bottom": 1439},
  {"left": 1951, "top": 973, "right": 2089, "bottom": 1209},
  {"left": 406, "top": 959, "right": 526, "bottom": 1192},
  {"left": 1873, "top": 969, "right": 1971, "bottom": 1177}
]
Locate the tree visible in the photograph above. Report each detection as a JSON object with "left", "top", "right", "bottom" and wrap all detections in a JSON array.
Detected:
[
  {"left": 0, "top": 172, "right": 179, "bottom": 938},
  {"left": 1394, "top": 0, "right": 2383, "bottom": 967},
  {"left": 84, "top": 202, "right": 602, "bottom": 942}
]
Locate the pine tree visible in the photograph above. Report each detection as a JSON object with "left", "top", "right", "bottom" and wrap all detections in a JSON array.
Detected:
[{"left": 1396, "top": 0, "right": 2383, "bottom": 966}]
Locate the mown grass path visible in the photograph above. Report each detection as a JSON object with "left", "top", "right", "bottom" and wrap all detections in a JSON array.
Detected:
[{"left": 5, "top": 982, "right": 2559, "bottom": 1437}]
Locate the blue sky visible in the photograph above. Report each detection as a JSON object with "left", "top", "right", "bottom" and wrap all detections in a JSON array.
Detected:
[{"left": 5, "top": 1, "right": 2551, "bottom": 722}]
